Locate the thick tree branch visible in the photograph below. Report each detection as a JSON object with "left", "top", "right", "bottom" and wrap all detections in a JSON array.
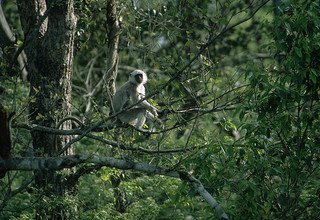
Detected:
[{"left": 0, "top": 154, "right": 228, "bottom": 219}]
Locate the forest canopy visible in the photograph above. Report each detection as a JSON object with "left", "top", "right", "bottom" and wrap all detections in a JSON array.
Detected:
[{"left": 1, "top": 0, "right": 320, "bottom": 219}]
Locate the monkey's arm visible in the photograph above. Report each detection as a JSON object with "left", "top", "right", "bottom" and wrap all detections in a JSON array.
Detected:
[
  {"left": 138, "top": 100, "right": 159, "bottom": 116},
  {"left": 121, "top": 90, "right": 132, "bottom": 110},
  {"left": 131, "top": 85, "right": 158, "bottom": 114},
  {"left": 113, "top": 87, "right": 131, "bottom": 113}
]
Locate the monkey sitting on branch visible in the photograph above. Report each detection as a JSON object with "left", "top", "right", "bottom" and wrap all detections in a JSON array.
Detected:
[{"left": 112, "top": 70, "right": 162, "bottom": 132}]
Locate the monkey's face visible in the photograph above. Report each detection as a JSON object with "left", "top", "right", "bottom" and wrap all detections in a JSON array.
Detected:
[
  {"left": 134, "top": 73, "right": 143, "bottom": 84},
  {"left": 129, "top": 70, "right": 148, "bottom": 85}
]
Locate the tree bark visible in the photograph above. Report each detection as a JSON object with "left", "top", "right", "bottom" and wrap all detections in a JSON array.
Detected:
[
  {"left": 106, "top": 0, "right": 120, "bottom": 105},
  {"left": 105, "top": 0, "right": 125, "bottom": 213},
  {"left": 17, "top": 0, "right": 77, "bottom": 219},
  {"left": 0, "top": 104, "right": 12, "bottom": 178}
]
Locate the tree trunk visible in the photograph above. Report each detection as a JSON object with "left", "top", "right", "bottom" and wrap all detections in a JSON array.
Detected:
[
  {"left": 83, "top": 0, "right": 119, "bottom": 113},
  {"left": 106, "top": 0, "right": 120, "bottom": 107},
  {"left": 17, "top": 0, "right": 77, "bottom": 219},
  {"left": 105, "top": 0, "right": 126, "bottom": 213},
  {"left": 0, "top": 104, "right": 12, "bottom": 179}
]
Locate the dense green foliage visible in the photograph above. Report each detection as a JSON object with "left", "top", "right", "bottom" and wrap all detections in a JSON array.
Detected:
[{"left": 1, "top": 0, "right": 320, "bottom": 219}]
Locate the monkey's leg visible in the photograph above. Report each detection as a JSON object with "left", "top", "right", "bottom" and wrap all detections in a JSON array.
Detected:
[
  {"left": 147, "top": 111, "right": 163, "bottom": 125},
  {"left": 146, "top": 111, "right": 164, "bottom": 131},
  {"left": 135, "top": 110, "right": 147, "bottom": 129},
  {"left": 118, "top": 108, "right": 146, "bottom": 129}
]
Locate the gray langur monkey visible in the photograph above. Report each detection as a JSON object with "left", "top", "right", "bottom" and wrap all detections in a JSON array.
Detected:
[{"left": 112, "top": 69, "right": 161, "bottom": 131}]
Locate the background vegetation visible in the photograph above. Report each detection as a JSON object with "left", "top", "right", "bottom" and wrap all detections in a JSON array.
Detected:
[{"left": 1, "top": 0, "right": 319, "bottom": 219}]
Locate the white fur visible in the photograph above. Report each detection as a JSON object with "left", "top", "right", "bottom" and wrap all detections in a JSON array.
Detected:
[
  {"left": 129, "top": 69, "right": 148, "bottom": 85},
  {"left": 112, "top": 69, "right": 160, "bottom": 130}
]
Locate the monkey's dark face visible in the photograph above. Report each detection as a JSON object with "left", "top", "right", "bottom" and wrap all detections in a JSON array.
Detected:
[{"left": 134, "top": 73, "right": 143, "bottom": 84}]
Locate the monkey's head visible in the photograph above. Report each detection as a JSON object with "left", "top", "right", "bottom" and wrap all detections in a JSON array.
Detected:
[{"left": 129, "top": 70, "right": 148, "bottom": 85}]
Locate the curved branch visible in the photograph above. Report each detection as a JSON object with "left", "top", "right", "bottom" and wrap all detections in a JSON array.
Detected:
[{"left": 0, "top": 4, "right": 15, "bottom": 46}]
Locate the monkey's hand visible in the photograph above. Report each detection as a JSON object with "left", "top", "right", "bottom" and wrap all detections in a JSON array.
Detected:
[{"left": 150, "top": 107, "right": 159, "bottom": 117}]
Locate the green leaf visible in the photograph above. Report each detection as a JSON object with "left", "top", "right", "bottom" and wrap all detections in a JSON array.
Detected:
[
  {"left": 295, "top": 47, "right": 302, "bottom": 58},
  {"left": 15, "top": 39, "right": 23, "bottom": 46},
  {"left": 310, "top": 69, "right": 318, "bottom": 84}
]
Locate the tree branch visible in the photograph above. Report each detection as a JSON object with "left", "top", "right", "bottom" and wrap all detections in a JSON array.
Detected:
[
  {"left": 14, "top": 122, "right": 193, "bottom": 154},
  {"left": 0, "top": 154, "right": 228, "bottom": 219}
]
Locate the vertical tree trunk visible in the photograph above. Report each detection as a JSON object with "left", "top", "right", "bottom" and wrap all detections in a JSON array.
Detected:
[
  {"left": 106, "top": 0, "right": 120, "bottom": 107},
  {"left": 0, "top": 104, "right": 12, "bottom": 179},
  {"left": 17, "top": 0, "right": 77, "bottom": 219},
  {"left": 83, "top": 0, "right": 119, "bottom": 113},
  {"left": 105, "top": 0, "right": 127, "bottom": 212}
]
